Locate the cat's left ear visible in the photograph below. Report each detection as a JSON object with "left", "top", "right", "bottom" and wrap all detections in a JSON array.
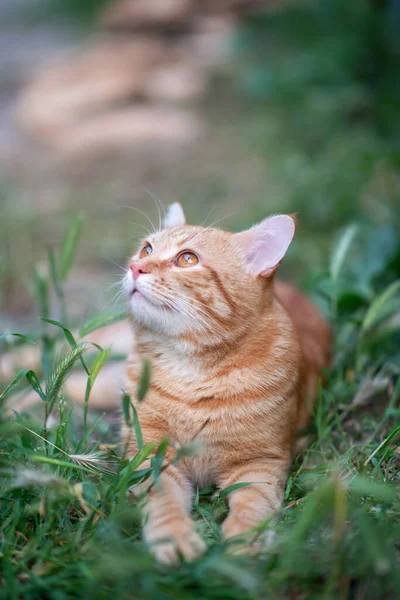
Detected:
[
  {"left": 164, "top": 202, "right": 186, "bottom": 228},
  {"left": 236, "top": 214, "right": 295, "bottom": 277}
]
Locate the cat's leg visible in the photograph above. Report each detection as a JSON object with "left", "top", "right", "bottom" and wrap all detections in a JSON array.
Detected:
[
  {"left": 123, "top": 418, "right": 206, "bottom": 565},
  {"left": 219, "top": 457, "right": 290, "bottom": 550},
  {"left": 142, "top": 464, "right": 206, "bottom": 565}
]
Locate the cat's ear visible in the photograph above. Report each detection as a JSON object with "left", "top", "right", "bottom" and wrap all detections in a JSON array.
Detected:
[
  {"left": 236, "top": 214, "right": 295, "bottom": 276},
  {"left": 164, "top": 202, "right": 186, "bottom": 228}
]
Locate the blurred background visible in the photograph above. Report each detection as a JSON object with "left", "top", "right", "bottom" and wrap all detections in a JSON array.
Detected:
[{"left": 0, "top": 0, "right": 399, "bottom": 331}]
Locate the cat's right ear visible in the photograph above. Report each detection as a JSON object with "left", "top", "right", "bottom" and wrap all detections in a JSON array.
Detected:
[
  {"left": 235, "top": 214, "right": 295, "bottom": 277},
  {"left": 164, "top": 203, "right": 186, "bottom": 228}
]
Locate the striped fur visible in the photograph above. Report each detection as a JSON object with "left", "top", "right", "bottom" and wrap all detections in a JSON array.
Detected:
[{"left": 122, "top": 209, "right": 332, "bottom": 564}]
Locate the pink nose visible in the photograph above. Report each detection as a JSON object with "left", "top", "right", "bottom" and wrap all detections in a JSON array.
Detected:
[{"left": 130, "top": 262, "right": 148, "bottom": 281}]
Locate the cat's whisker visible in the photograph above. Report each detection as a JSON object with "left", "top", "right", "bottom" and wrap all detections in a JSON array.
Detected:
[
  {"left": 178, "top": 301, "right": 224, "bottom": 335},
  {"left": 185, "top": 211, "right": 240, "bottom": 244},
  {"left": 145, "top": 190, "right": 162, "bottom": 232},
  {"left": 164, "top": 293, "right": 217, "bottom": 328},
  {"left": 93, "top": 291, "right": 124, "bottom": 316},
  {"left": 154, "top": 289, "right": 209, "bottom": 336},
  {"left": 112, "top": 284, "right": 125, "bottom": 299},
  {"left": 158, "top": 293, "right": 198, "bottom": 322},
  {"left": 158, "top": 289, "right": 219, "bottom": 337},
  {"left": 199, "top": 205, "right": 218, "bottom": 228},
  {"left": 105, "top": 280, "right": 125, "bottom": 294},
  {"left": 162, "top": 298, "right": 207, "bottom": 336},
  {"left": 158, "top": 288, "right": 203, "bottom": 318},
  {"left": 122, "top": 205, "right": 158, "bottom": 235},
  {"left": 144, "top": 189, "right": 166, "bottom": 231},
  {"left": 107, "top": 276, "right": 126, "bottom": 304},
  {"left": 110, "top": 291, "right": 125, "bottom": 310},
  {"left": 174, "top": 290, "right": 224, "bottom": 316},
  {"left": 128, "top": 234, "right": 149, "bottom": 244},
  {"left": 127, "top": 223, "right": 152, "bottom": 237},
  {"left": 170, "top": 291, "right": 227, "bottom": 334},
  {"left": 108, "top": 260, "right": 128, "bottom": 273}
]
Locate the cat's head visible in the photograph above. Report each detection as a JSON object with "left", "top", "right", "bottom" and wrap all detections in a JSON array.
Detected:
[{"left": 123, "top": 203, "right": 295, "bottom": 343}]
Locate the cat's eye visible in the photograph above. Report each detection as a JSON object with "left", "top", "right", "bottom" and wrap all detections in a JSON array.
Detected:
[
  {"left": 176, "top": 251, "right": 199, "bottom": 268},
  {"left": 139, "top": 244, "right": 153, "bottom": 258}
]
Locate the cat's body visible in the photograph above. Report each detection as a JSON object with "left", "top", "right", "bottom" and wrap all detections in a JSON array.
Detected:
[
  {"left": 124, "top": 279, "right": 315, "bottom": 485},
  {"left": 121, "top": 206, "right": 331, "bottom": 564},
  {"left": 3, "top": 203, "right": 331, "bottom": 564}
]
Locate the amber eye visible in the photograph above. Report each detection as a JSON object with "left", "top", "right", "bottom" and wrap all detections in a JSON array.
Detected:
[
  {"left": 176, "top": 251, "right": 199, "bottom": 268},
  {"left": 139, "top": 244, "right": 153, "bottom": 258}
]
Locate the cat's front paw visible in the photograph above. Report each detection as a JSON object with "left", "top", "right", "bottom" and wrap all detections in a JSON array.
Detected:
[
  {"left": 222, "top": 513, "right": 251, "bottom": 540},
  {"left": 144, "top": 517, "right": 206, "bottom": 565},
  {"left": 223, "top": 515, "right": 276, "bottom": 555}
]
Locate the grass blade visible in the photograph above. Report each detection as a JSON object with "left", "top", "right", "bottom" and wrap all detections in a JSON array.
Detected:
[
  {"left": 48, "top": 247, "right": 62, "bottom": 294},
  {"left": 79, "top": 309, "right": 126, "bottom": 338},
  {"left": 121, "top": 391, "right": 144, "bottom": 450},
  {"left": 89, "top": 348, "right": 110, "bottom": 388},
  {"left": 34, "top": 267, "right": 50, "bottom": 320},
  {"left": 83, "top": 348, "right": 110, "bottom": 435},
  {"left": 361, "top": 280, "right": 400, "bottom": 333},
  {"left": 41, "top": 317, "right": 90, "bottom": 376},
  {"left": 0, "top": 369, "right": 28, "bottom": 402},
  {"left": 46, "top": 342, "right": 89, "bottom": 414},
  {"left": 219, "top": 481, "right": 255, "bottom": 500},
  {"left": 349, "top": 476, "right": 397, "bottom": 503},
  {"left": 116, "top": 442, "right": 157, "bottom": 495},
  {"left": 122, "top": 393, "right": 131, "bottom": 426},
  {"left": 25, "top": 371, "right": 46, "bottom": 401},
  {"left": 0, "top": 333, "right": 36, "bottom": 345},
  {"left": 41, "top": 318, "right": 77, "bottom": 348},
  {"left": 59, "top": 214, "right": 85, "bottom": 281},
  {"left": 137, "top": 359, "right": 151, "bottom": 402},
  {"left": 131, "top": 403, "right": 143, "bottom": 451},
  {"left": 364, "top": 425, "right": 400, "bottom": 467},
  {"left": 0, "top": 369, "right": 45, "bottom": 403},
  {"left": 330, "top": 225, "right": 358, "bottom": 283}
]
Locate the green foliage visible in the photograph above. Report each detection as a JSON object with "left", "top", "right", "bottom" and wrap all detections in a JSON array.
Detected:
[
  {"left": 22, "top": 0, "right": 114, "bottom": 29},
  {"left": 0, "top": 369, "right": 43, "bottom": 404},
  {"left": 137, "top": 358, "right": 152, "bottom": 402},
  {"left": 231, "top": 0, "right": 400, "bottom": 252},
  {"left": 1, "top": 1, "right": 400, "bottom": 597},
  {"left": 45, "top": 342, "right": 89, "bottom": 414},
  {"left": 79, "top": 310, "right": 127, "bottom": 338},
  {"left": 59, "top": 214, "right": 85, "bottom": 281},
  {"left": 1, "top": 196, "right": 400, "bottom": 600},
  {"left": 236, "top": 0, "right": 400, "bottom": 135},
  {"left": 84, "top": 348, "right": 111, "bottom": 436}
]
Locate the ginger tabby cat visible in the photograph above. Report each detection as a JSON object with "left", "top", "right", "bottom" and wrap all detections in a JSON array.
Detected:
[{"left": 122, "top": 203, "right": 331, "bottom": 565}]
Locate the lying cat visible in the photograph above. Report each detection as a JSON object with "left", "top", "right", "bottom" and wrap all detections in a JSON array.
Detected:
[
  {"left": 3, "top": 203, "right": 330, "bottom": 562},
  {"left": 121, "top": 203, "right": 331, "bottom": 564}
]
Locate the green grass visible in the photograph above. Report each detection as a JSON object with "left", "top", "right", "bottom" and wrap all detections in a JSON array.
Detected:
[
  {"left": 1, "top": 1, "right": 400, "bottom": 597},
  {"left": 14, "top": 0, "right": 114, "bottom": 30},
  {"left": 0, "top": 209, "right": 400, "bottom": 600}
]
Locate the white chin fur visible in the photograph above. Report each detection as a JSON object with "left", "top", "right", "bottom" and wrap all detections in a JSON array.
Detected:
[
  {"left": 123, "top": 272, "right": 193, "bottom": 336},
  {"left": 129, "top": 295, "right": 191, "bottom": 336}
]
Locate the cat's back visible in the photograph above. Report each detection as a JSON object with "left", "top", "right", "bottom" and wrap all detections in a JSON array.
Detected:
[{"left": 274, "top": 280, "right": 332, "bottom": 371}]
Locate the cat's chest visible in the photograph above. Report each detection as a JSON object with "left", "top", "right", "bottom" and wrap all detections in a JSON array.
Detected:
[
  {"left": 160, "top": 401, "right": 283, "bottom": 486},
  {"left": 128, "top": 349, "right": 291, "bottom": 443},
  {"left": 147, "top": 383, "right": 280, "bottom": 453}
]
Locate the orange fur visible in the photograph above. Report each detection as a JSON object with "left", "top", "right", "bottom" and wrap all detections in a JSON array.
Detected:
[
  {"left": 2, "top": 206, "right": 331, "bottom": 564},
  {"left": 121, "top": 207, "right": 332, "bottom": 564}
]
